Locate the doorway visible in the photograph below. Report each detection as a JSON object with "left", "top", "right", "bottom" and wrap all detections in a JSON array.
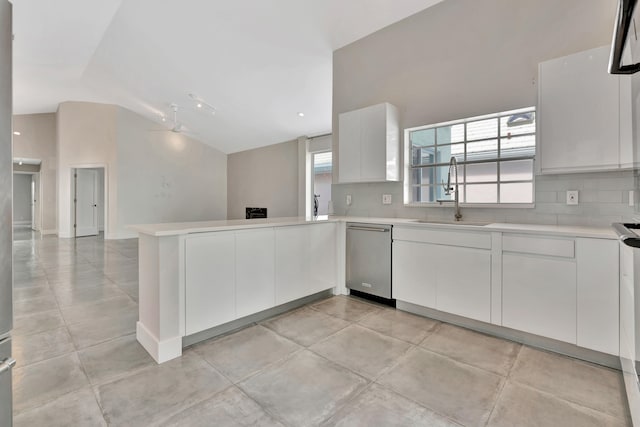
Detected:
[
  {"left": 72, "top": 167, "right": 105, "bottom": 238},
  {"left": 312, "top": 151, "right": 332, "bottom": 216},
  {"left": 12, "top": 159, "right": 42, "bottom": 232}
]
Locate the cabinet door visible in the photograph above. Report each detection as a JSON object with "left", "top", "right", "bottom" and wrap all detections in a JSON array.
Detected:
[
  {"left": 539, "top": 46, "right": 620, "bottom": 172},
  {"left": 576, "top": 239, "right": 619, "bottom": 355},
  {"left": 235, "top": 228, "right": 275, "bottom": 318},
  {"left": 338, "top": 109, "right": 361, "bottom": 183},
  {"left": 275, "top": 226, "right": 309, "bottom": 305},
  {"left": 502, "top": 253, "right": 577, "bottom": 343},
  {"left": 392, "top": 241, "right": 437, "bottom": 308},
  {"left": 185, "top": 232, "right": 235, "bottom": 335},
  {"left": 360, "top": 103, "right": 387, "bottom": 181},
  {"left": 437, "top": 246, "right": 491, "bottom": 323},
  {"left": 308, "top": 223, "right": 337, "bottom": 294}
]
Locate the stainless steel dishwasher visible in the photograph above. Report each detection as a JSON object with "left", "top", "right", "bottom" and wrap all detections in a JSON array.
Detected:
[{"left": 346, "top": 223, "right": 392, "bottom": 300}]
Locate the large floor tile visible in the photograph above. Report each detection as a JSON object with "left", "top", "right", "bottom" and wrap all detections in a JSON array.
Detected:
[
  {"left": 13, "top": 353, "right": 90, "bottom": 414},
  {"left": 53, "top": 283, "right": 127, "bottom": 308},
  {"left": 161, "top": 386, "right": 285, "bottom": 427},
  {"left": 60, "top": 295, "right": 137, "bottom": 325},
  {"left": 12, "top": 309, "right": 66, "bottom": 337},
  {"left": 12, "top": 286, "right": 55, "bottom": 302},
  {"left": 378, "top": 347, "right": 503, "bottom": 427},
  {"left": 67, "top": 310, "right": 138, "bottom": 349},
  {"left": 311, "top": 295, "right": 381, "bottom": 321},
  {"left": 262, "top": 307, "right": 350, "bottom": 347},
  {"left": 322, "top": 383, "right": 461, "bottom": 427},
  {"left": 78, "top": 334, "right": 155, "bottom": 385},
  {"left": 240, "top": 350, "right": 368, "bottom": 427},
  {"left": 13, "top": 387, "right": 107, "bottom": 427},
  {"left": 310, "top": 324, "right": 412, "bottom": 379},
  {"left": 195, "top": 325, "right": 301, "bottom": 382},
  {"left": 421, "top": 324, "right": 521, "bottom": 375},
  {"left": 488, "top": 382, "right": 630, "bottom": 427},
  {"left": 97, "top": 352, "right": 231, "bottom": 426},
  {"left": 358, "top": 308, "right": 440, "bottom": 344},
  {"left": 13, "top": 326, "right": 76, "bottom": 366},
  {"left": 13, "top": 294, "right": 59, "bottom": 317},
  {"left": 510, "top": 347, "right": 629, "bottom": 420}
]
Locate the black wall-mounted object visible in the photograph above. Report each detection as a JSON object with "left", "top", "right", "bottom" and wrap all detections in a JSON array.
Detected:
[
  {"left": 246, "top": 207, "right": 267, "bottom": 219},
  {"left": 610, "top": 0, "right": 640, "bottom": 74}
]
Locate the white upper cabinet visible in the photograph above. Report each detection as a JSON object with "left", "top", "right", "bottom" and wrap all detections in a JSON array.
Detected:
[
  {"left": 338, "top": 102, "right": 400, "bottom": 183},
  {"left": 538, "top": 45, "right": 633, "bottom": 173}
]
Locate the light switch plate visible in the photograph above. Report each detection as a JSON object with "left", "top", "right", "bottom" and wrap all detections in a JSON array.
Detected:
[
  {"left": 346, "top": 194, "right": 352, "bottom": 206},
  {"left": 382, "top": 194, "right": 392, "bottom": 205},
  {"left": 566, "top": 190, "right": 579, "bottom": 205}
]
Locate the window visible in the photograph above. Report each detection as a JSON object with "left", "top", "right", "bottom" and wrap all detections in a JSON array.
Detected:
[{"left": 405, "top": 107, "right": 535, "bottom": 205}]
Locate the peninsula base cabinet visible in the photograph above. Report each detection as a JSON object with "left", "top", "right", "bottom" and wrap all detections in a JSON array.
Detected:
[
  {"left": 185, "top": 223, "right": 337, "bottom": 336},
  {"left": 275, "top": 223, "right": 337, "bottom": 305}
]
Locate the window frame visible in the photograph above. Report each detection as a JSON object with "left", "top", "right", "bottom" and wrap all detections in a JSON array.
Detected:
[{"left": 403, "top": 107, "right": 536, "bottom": 208}]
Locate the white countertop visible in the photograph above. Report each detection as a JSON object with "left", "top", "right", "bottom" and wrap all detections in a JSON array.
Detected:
[{"left": 129, "top": 215, "right": 617, "bottom": 239}]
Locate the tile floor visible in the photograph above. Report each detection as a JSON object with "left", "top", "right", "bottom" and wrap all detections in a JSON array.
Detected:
[{"left": 10, "top": 229, "right": 633, "bottom": 426}]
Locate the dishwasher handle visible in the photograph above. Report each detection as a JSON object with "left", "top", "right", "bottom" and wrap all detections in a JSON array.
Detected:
[{"left": 346, "top": 226, "right": 390, "bottom": 232}]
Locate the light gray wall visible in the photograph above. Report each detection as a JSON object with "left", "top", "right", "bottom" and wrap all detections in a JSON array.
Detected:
[
  {"left": 331, "top": 0, "right": 633, "bottom": 226},
  {"left": 12, "top": 173, "right": 31, "bottom": 225},
  {"left": 116, "top": 107, "right": 227, "bottom": 238},
  {"left": 227, "top": 140, "right": 298, "bottom": 219},
  {"left": 13, "top": 113, "right": 57, "bottom": 233}
]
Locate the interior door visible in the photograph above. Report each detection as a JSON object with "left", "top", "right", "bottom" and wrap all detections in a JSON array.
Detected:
[
  {"left": 30, "top": 175, "right": 35, "bottom": 230},
  {"left": 75, "top": 169, "right": 98, "bottom": 237}
]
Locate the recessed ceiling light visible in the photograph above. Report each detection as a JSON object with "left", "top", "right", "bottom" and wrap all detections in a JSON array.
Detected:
[
  {"left": 13, "top": 131, "right": 20, "bottom": 136},
  {"left": 161, "top": 116, "right": 166, "bottom": 122},
  {"left": 297, "top": 112, "right": 305, "bottom": 117},
  {"left": 197, "top": 103, "right": 203, "bottom": 108},
  {"left": 18, "top": 161, "right": 22, "bottom": 165}
]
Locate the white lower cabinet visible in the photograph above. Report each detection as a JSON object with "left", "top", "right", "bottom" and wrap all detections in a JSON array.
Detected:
[
  {"left": 392, "top": 238, "right": 491, "bottom": 323},
  {"left": 185, "top": 223, "right": 337, "bottom": 336},
  {"left": 576, "top": 238, "right": 619, "bottom": 355},
  {"left": 392, "top": 240, "right": 438, "bottom": 309},
  {"left": 185, "top": 231, "right": 236, "bottom": 335},
  {"left": 437, "top": 245, "right": 491, "bottom": 323},
  {"left": 235, "top": 229, "right": 275, "bottom": 318},
  {"left": 502, "top": 253, "right": 577, "bottom": 344},
  {"left": 275, "top": 223, "right": 337, "bottom": 305}
]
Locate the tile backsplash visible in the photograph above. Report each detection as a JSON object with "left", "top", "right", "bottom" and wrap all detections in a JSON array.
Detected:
[{"left": 331, "top": 171, "right": 638, "bottom": 227}]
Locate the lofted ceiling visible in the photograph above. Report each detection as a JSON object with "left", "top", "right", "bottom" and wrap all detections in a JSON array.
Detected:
[{"left": 11, "top": 0, "right": 443, "bottom": 153}]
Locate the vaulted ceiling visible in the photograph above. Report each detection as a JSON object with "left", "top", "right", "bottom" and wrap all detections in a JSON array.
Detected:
[{"left": 11, "top": 0, "right": 443, "bottom": 153}]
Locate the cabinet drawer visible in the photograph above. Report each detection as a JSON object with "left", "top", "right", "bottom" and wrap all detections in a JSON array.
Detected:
[
  {"left": 502, "top": 234, "right": 574, "bottom": 258},
  {"left": 393, "top": 226, "right": 491, "bottom": 249}
]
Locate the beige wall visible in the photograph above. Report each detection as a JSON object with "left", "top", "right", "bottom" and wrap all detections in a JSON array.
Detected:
[
  {"left": 227, "top": 140, "right": 298, "bottom": 219},
  {"left": 56, "top": 101, "right": 227, "bottom": 239},
  {"left": 116, "top": 107, "right": 227, "bottom": 238},
  {"left": 13, "top": 113, "right": 57, "bottom": 232},
  {"left": 56, "top": 102, "right": 118, "bottom": 238}
]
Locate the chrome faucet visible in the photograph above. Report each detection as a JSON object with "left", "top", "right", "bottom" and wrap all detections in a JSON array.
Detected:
[{"left": 437, "top": 156, "right": 462, "bottom": 221}]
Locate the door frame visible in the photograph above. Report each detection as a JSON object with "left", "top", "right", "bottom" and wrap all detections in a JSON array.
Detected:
[
  {"left": 69, "top": 163, "right": 108, "bottom": 238},
  {"left": 13, "top": 170, "right": 41, "bottom": 232}
]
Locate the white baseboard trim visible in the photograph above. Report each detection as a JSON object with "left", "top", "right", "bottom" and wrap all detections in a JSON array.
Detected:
[
  {"left": 41, "top": 229, "right": 57, "bottom": 235},
  {"left": 136, "top": 321, "right": 182, "bottom": 364},
  {"left": 13, "top": 220, "right": 31, "bottom": 227}
]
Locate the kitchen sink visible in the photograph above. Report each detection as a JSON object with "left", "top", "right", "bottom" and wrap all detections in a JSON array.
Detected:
[{"left": 411, "top": 219, "right": 491, "bottom": 226}]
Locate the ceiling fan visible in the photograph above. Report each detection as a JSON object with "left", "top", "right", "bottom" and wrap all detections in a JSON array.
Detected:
[{"left": 151, "top": 103, "right": 190, "bottom": 134}]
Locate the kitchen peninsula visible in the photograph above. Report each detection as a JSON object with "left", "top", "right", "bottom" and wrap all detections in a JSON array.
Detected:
[{"left": 131, "top": 217, "right": 619, "bottom": 368}]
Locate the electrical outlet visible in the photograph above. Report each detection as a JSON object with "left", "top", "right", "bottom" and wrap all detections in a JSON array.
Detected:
[
  {"left": 382, "top": 194, "right": 392, "bottom": 205},
  {"left": 346, "top": 194, "right": 352, "bottom": 206},
  {"left": 566, "top": 190, "right": 579, "bottom": 205}
]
